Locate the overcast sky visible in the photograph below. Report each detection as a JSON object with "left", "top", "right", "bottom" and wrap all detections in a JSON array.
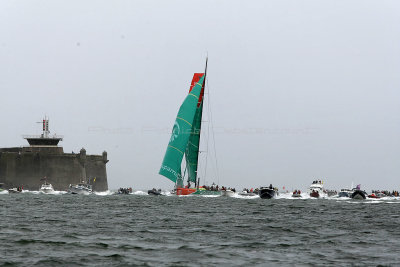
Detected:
[{"left": 1, "top": 0, "right": 399, "bottom": 191}]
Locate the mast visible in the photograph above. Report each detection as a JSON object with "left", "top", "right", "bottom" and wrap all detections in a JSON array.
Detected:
[
  {"left": 185, "top": 59, "right": 208, "bottom": 187},
  {"left": 194, "top": 58, "right": 208, "bottom": 188},
  {"left": 204, "top": 57, "right": 208, "bottom": 86}
]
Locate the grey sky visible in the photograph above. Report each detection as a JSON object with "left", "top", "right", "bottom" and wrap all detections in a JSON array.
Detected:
[{"left": 1, "top": 0, "right": 399, "bottom": 191}]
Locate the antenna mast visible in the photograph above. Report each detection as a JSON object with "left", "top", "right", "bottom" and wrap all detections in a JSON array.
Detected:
[{"left": 42, "top": 116, "right": 50, "bottom": 138}]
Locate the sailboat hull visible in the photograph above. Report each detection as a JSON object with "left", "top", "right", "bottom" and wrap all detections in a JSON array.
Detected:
[{"left": 176, "top": 188, "right": 197, "bottom": 195}]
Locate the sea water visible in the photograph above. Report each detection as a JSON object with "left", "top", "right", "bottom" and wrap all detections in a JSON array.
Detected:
[{"left": 0, "top": 192, "right": 399, "bottom": 266}]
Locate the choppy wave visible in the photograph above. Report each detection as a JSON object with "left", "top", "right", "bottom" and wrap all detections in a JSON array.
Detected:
[
  {"left": 1, "top": 193, "right": 399, "bottom": 266},
  {"left": 1, "top": 194, "right": 400, "bottom": 262}
]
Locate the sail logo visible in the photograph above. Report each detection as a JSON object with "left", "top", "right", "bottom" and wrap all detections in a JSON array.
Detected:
[
  {"left": 170, "top": 121, "right": 180, "bottom": 143},
  {"left": 160, "top": 165, "right": 181, "bottom": 180}
]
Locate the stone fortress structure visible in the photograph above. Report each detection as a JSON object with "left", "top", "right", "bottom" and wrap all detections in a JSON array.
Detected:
[{"left": 0, "top": 118, "right": 108, "bottom": 191}]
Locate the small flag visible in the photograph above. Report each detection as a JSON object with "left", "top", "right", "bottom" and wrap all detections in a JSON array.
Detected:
[{"left": 93, "top": 177, "right": 96, "bottom": 182}]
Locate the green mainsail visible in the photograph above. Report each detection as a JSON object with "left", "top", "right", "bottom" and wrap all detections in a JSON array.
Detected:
[
  {"left": 159, "top": 75, "right": 205, "bottom": 186},
  {"left": 185, "top": 101, "right": 203, "bottom": 183}
]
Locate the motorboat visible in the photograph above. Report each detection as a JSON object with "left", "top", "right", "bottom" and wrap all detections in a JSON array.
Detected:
[
  {"left": 368, "top": 191, "right": 386, "bottom": 198},
  {"left": 350, "top": 185, "right": 366, "bottom": 200},
  {"left": 8, "top": 187, "right": 23, "bottom": 193},
  {"left": 148, "top": 188, "right": 162, "bottom": 195},
  {"left": 338, "top": 188, "right": 353, "bottom": 198},
  {"left": 308, "top": 180, "right": 326, "bottom": 198},
  {"left": 376, "top": 192, "right": 386, "bottom": 198},
  {"left": 259, "top": 185, "right": 278, "bottom": 199},
  {"left": 351, "top": 190, "right": 366, "bottom": 199},
  {"left": 68, "top": 182, "right": 92, "bottom": 195},
  {"left": 118, "top": 187, "right": 132, "bottom": 194},
  {"left": 239, "top": 188, "right": 258, "bottom": 197},
  {"left": 292, "top": 190, "right": 302, "bottom": 198},
  {"left": 221, "top": 189, "right": 235, "bottom": 197},
  {"left": 39, "top": 181, "right": 55, "bottom": 194}
]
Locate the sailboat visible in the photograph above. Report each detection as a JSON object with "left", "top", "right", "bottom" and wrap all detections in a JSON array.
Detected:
[{"left": 159, "top": 60, "right": 220, "bottom": 196}]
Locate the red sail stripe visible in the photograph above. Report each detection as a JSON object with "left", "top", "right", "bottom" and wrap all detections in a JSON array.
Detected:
[{"left": 189, "top": 73, "right": 205, "bottom": 107}]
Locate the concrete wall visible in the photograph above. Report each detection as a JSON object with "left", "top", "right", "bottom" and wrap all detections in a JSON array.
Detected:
[{"left": 0, "top": 148, "right": 108, "bottom": 191}]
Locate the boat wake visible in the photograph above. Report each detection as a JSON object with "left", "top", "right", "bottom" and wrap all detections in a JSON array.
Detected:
[
  {"left": 50, "top": 190, "right": 68, "bottom": 195},
  {"left": 94, "top": 190, "right": 114, "bottom": 196},
  {"left": 274, "top": 192, "right": 318, "bottom": 199},
  {"left": 19, "top": 190, "right": 68, "bottom": 195},
  {"left": 161, "top": 191, "right": 172, "bottom": 196},
  {"left": 132, "top": 190, "right": 148, "bottom": 195},
  {"left": 232, "top": 193, "right": 259, "bottom": 199}
]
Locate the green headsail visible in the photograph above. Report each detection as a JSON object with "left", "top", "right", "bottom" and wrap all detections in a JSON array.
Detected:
[
  {"left": 159, "top": 76, "right": 205, "bottom": 186},
  {"left": 185, "top": 102, "right": 204, "bottom": 183}
]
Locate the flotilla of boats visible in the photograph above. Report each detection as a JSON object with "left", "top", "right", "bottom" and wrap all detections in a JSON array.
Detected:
[
  {"left": 1, "top": 177, "right": 399, "bottom": 199},
  {"left": 1, "top": 62, "right": 399, "bottom": 200},
  {"left": 1, "top": 184, "right": 399, "bottom": 199},
  {"left": 152, "top": 62, "right": 399, "bottom": 200}
]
